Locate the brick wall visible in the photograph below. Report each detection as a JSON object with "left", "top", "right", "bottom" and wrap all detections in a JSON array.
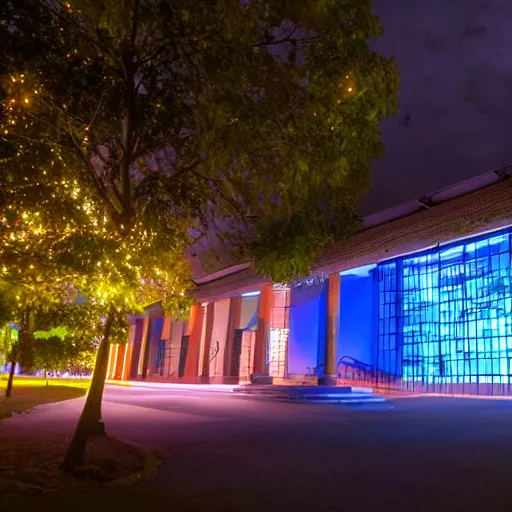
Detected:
[{"left": 195, "top": 179, "right": 512, "bottom": 301}]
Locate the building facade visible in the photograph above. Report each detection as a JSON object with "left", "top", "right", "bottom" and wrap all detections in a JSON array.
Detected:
[{"left": 107, "top": 173, "right": 512, "bottom": 395}]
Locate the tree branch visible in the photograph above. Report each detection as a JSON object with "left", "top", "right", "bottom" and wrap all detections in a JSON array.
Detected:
[
  {"left": 254, "top": 31, "right": 322, "bottom": 48},
  {"left": 86, "top": 92, "right": 106, "bottom": 132}
]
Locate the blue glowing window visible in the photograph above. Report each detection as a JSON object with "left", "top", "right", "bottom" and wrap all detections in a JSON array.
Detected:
[{"left": 377, "top": 229, "right": 512, "bottom": 386}]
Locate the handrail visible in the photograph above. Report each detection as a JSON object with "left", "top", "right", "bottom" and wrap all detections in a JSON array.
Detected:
[
  {"left": 337, "top": 355, "right": 399, "bottom": 389},
  {"left": 338, "top": 355, "right": 373, "bottom": 372}
]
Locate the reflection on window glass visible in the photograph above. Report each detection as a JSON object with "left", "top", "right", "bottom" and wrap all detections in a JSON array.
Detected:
[{"left": 378, "top": 230, "right": 512, "bottom": 386}]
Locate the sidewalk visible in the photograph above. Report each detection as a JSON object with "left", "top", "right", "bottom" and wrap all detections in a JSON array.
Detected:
[
  {"left": 106, "top": 379, "right": 237, "bottom": 393},
  {"left": 0, "top": 395, "right": 226, "bottom": 452},
  {"left": 105, "top": 379, "right": 384, "bottom": 405}
]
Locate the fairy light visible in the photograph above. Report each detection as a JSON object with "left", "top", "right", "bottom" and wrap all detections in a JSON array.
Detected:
[{"left": 0, "top": 71, "right": 194, "bottom": 322}]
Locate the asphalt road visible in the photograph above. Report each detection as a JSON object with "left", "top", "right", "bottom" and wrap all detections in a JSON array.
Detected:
[{"left": 8, "top": 386, "right": 512, "bottom": 511}]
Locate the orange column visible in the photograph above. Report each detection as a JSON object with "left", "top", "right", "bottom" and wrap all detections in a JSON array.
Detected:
[
  {"left": 111, "top": 344, "right": 120, "bottom": 379},
  {"left": 200, "top": 303, "right": 215, "bottom": 380},
  {"left": 137, "top": 316, "right": 150, "bottom": 377},
  {"left": 115, "top": 344, "right": 125, "bottom": 379},
  {"left": 253, "top": 283, "right": 274, "bottom": 376},
  {"left": 320, "top": 273, "right": 340, "bottom": 385},
  {"left": 106, "top": 344, "right": 115, "bottom": 379},
  {"left": 224, "top": 296, "right": 242, "bottom": 377},
  {"left": 120, "top": 324, "right": 135, "bottom": 381},
  {"left": 184, "top": 304, "right": 205, "bottom": 379},
  {"left": 122, "top": 342, "right": 133, "bottom": 381}
]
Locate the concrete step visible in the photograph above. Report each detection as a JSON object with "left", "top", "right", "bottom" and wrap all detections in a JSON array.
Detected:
[{"left": 232, "top": 385, "right": 386, "bottom": 404}]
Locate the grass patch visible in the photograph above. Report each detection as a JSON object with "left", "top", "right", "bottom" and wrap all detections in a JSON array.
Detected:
[{"left": 0, "top": 377, "right": 89, "bottom": 419}]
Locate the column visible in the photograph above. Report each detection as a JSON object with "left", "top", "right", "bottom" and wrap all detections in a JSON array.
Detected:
[
  {"left": 253, "top": 283, "right": 274, "bottom": 377},
  {"left": 184, "top": 304, "right": 205, "bottom": 379},
  {"left": 111, "top": 344, "right": 120, "bottom": 378},
  {"left": 106, "top": 344, "right": 115, "bottom": 379},
  {"left": 224, "top": 296, "right": 242, "bottom": 377},
  {"left": 137, "top": 316, "right": 150, "bottom": 378},
  {"left": 161, "top": 315, "right": 172, "bottom": 378},
  {"left": 114, "top": 344, "right": 124, "bottom": 378},
  {"left": 319, "top": 273, "right": 340, "bottom": 385},
  {"left": 120, "top": 324, "right": 135, "bottom": 381},
  {"left": 200, "top": 302, "right": 215, "bottom": 381}
]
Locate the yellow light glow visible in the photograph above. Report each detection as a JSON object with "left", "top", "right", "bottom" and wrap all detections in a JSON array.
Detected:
[
  {"left": 107, "top": 344, "right": 114, "bottom": 378},
  {"left": 121, "top": 341, "right": 129, "bottom": 380},
  {"left": 112, "top": 344, "right": 119, "bottom": 378}
]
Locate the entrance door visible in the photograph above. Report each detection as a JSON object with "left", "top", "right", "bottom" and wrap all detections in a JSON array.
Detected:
[
  {"left": 178, "top": 335, "right": 190, "bottom": 378},
  {"left": 230, "top": 329, "right": 244, "bottom": 377}
]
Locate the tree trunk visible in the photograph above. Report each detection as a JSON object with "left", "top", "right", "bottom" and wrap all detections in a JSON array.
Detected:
[
  {"left": 61, "top": 310, "right": 115, "bottom": 471},
  {"left": 18, "top": 309, "right": 34, "bottom": 374},
  {"left": 5, "top": 358, "right": 16, "bottom": 398},
  {"left": 44, "top": 369, "right": 48, "bottom": 387}
]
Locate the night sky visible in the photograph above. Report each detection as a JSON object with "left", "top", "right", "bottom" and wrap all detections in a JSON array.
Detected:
[{"left": 362, "top": 0, "right": 512, "bottom": 214}]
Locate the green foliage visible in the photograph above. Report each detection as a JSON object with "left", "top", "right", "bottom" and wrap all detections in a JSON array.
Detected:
[
  {"left": 34, "top": 326, "right": 68, "bottom": 340},
  {"left": 33, "top": 335, "right": 69, "bottom": 374},
  {"left": 32, "top": 301, "right": 120, "bottom": 374},
  {"left": 33, "top": 312, "right": 97, "bottom": 375},
  {"left": 0, "top": 0, "right": 398, "bottom": 289},
  {"left": 0, "top": 324, "right": 18, "bottom": 366},
  {"left": 0, "top": 0, "right": 398, "bottom": 464}
]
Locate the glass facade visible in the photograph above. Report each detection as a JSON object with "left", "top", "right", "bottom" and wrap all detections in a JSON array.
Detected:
[{"left": 378, "top": 229, "right": 512, "bottom": 392}]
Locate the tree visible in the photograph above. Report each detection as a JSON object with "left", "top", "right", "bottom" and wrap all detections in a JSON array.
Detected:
[
  {"left": 33, "top": 333, "right": 68, "bottom": 385},
  {"left": 1, "top": 0, "right": 398, "bottom": 469},
  {"left": 0, "top": 279, "right": 77, "bottom": 396},
  {"left": 0, "top": 290, "right": 15, "bottom": 376},
  {"left": 0, "top": 323, "right": 19, "bottom": 398},
  {"left": 0, "top": 284, "right": 39, "bottom": 396},
  {"left": 32, "top": 301, "right": 119, "bottom": 383},
  {"left": 67, "top": 346, "right": 96, "bottom": 376}
]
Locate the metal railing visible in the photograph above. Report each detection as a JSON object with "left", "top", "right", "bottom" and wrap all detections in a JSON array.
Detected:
[{"left": 337, "top": 356, "right": 401, "bottom": 393}]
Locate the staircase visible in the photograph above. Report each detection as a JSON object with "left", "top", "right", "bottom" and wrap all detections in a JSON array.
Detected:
[{"left": 232, "top": 385, "right": 387, "bottom": 405}]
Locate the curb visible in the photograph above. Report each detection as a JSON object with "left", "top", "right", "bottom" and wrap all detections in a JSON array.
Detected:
[
  {"left": 105, "top": 448, "right": 161, "bottom": 488},
  {"left": 0, "top": 476, "right": 54, "bottom": 496}
]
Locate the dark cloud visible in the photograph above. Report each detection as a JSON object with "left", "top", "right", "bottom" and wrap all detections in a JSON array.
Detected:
[{"left": 361, "top": 0, "right": 512, "bottom": 214}]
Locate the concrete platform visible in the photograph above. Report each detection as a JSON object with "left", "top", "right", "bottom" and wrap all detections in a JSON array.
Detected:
[
  {"left": 106, "top": 380, "right": 386, "bottom": 404},
  {"left": 232, "top": 385, "right": 386, "bottom": 404}
]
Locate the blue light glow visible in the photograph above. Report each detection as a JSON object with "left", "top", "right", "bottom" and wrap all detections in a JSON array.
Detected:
[
  {"left": 378, "top": 229, "right": 512, "bottom": 385},
  {"left": 241, "top": 291, "right": 261, "bottom": 298}
]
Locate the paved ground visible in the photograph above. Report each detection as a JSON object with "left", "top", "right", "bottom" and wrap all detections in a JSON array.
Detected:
[{"left": 6, "top": 386, "right": 512, "bottom": 511}]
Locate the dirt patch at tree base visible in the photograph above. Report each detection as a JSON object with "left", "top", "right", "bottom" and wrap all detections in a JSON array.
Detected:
[{"left": 0, "top": 433, "right": 145, "bottom": 491}]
